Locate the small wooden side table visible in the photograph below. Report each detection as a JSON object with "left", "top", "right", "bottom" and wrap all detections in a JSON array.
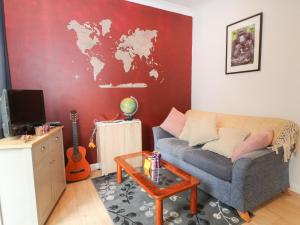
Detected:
[{"left": 96, "top": 119, "right": 142, "bottom": 175}]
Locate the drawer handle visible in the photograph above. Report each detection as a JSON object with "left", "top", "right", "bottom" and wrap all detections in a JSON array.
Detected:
[
  {"left": 55, "top": 136, "right": 60, "bottom": 141},
  {"left": 41, "top": 146, "right": 46, "bottom": 151}
]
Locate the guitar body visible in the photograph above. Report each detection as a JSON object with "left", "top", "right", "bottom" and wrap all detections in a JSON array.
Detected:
[
  {"left": 65, "top": 146, "right": 91, "bottom": 182},
  {"left": 65, "top": 110, "right": 91, "bottom": 182}
]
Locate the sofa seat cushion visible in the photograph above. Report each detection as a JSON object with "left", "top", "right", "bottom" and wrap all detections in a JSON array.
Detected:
[
  {"left": 157, "top": 138, "right": 191, "bottom": 159},
  {"left": 183, "top": 149, "right": 233, "bottom": 181}
]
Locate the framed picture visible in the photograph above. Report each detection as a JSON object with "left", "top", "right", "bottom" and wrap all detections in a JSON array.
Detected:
[{"left": 225, "top": 13, "right": 263, "bottom": 74}]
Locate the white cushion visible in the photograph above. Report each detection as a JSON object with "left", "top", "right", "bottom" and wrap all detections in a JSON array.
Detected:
[
  {"left": 179, "top": 114, "right": 219, "bottom": 146},
  {"left": 202, "top": 128, "right": 250, "bottom": 158},
  {"left": 179, "top": 117, "right": 191, "bottom": 141}
]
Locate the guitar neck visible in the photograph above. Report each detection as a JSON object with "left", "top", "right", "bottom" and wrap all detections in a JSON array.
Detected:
[{"left": 72, "top": 122, "right": 79, "bottom": 154}]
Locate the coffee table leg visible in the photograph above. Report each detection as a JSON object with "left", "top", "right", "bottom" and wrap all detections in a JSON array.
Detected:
[
  {"left": 190, "top": 186, "right": 198, "bottom": 214},
  {"left": 117, "top": 163, "right": 122, "bottom": 184},
  {"left": 155, "top": 199, "right": 163, "bottom": 225}
]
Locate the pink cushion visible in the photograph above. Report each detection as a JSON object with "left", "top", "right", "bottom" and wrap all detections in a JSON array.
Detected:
[
  {"left": 160, "top": 107, "right": 186, "bottom": 138},
  {"left": 231, "top": 129, "right": 274, "bottom": 162}
]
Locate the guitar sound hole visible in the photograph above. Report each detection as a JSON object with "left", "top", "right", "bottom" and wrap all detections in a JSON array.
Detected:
[
  {"left": 72, "top": 153, "right": 82, "bottom": 162},
  {"left": 70, "top": 169, "right": 86, "bottom": 174}
]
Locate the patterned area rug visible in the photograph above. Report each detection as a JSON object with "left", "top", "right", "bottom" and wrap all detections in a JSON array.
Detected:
[{"left": 92, "top": 173, "right": 244, "bottom": 225}]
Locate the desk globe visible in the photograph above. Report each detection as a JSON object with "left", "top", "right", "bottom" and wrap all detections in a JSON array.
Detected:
[{"left": 120, "top": 96, "right": 138, "bottom": 120}]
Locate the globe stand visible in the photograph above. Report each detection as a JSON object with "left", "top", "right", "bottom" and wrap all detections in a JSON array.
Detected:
[{"left": 124, "top": 114, "right": 133, "bottom": 121}]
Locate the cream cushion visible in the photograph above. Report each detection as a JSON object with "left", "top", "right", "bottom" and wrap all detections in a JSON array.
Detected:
[
  {"left": 179, "top": 114, "right": 219, "bottom": 146},
  {"left": 179, "top": 117, "right": 192, "bottom": 141},
  {"left": 188, "top": 114, "right": 219, "bottom": 146},
  {"left": 203, "top": 128, "right": 250, "bottom": 158}
]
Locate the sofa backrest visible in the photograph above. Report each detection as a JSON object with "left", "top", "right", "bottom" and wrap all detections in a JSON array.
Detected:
[{"left": 186, "top": 109, "right": 289, "bottom": 146}]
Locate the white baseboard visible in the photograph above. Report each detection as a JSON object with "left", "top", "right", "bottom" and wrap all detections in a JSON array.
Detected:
[
  {"left": 290, "top": 183, "right": 300, "bottom": 194},
  {"left": 90, "top": 163, "right": 101, "bottom": 171}
]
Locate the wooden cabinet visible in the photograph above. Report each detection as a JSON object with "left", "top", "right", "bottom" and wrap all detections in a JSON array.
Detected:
[
  {"left": 96, "top": 120, "right": 142, "bottom": 175},
  {"left": 49, "top": 133, "right": 66, "bottom": 202},
  {"left": 34, "top": 154, "right": 53, "bottom": 224},
  {"left": 0, "top": 205, "right": 2, "bottom": 225},
  {"left": 0, "top": 127, "right": 66, "bottom": 225}
]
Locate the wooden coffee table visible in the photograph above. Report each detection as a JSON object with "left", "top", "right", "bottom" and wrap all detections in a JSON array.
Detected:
[{"left": 114, "top": 151, "right": 200, "bottom": 225}]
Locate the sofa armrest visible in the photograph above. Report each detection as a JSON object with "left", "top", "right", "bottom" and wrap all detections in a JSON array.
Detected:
[
  {"left": 231, "top": 149, "right": 289, "bottom": 212},
  {"left": 152, "top": 126, "right": 174, "bottom": 149}
]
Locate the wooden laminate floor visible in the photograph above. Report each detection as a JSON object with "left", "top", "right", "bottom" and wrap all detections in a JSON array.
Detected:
[{"left": 46, "top": 170, "right": 300, "bottom": 225}]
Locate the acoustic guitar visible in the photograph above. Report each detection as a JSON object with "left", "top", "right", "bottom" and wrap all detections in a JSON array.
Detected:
[{"left": 65, "top": 110, "right": 91, "bottom": 182}]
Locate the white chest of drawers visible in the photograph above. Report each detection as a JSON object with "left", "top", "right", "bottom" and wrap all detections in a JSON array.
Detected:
[{"left": 0, "top": 127, "right": 66, "bottom": 225}]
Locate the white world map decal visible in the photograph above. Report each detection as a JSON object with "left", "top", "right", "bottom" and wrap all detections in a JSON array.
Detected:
[{"left": 67, "top": 19, "right": 160, "bottom": 88}]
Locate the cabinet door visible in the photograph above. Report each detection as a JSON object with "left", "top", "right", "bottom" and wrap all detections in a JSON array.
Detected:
[
  {"left": 0, "top": 201, "right": 3, "bottom": 225},
  {"left": 97, "top": 121, "right": 142, "bottom": 175},
  {"left": 34, "top": 156, "right": 52, "bottom": 225},
  {"left": 124, "top": 121, "right": 142, "bottom": 153},
  {"left": 49, "top": 130, "right": 66, "bottom": 201},
  {"left": 99, "top": 123, "right": 124, "bottom": 174}
]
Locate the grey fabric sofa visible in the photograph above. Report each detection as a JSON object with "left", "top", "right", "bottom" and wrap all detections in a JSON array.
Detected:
[{"left": 152, "top": 126, "right": 290, "bottom": 215}]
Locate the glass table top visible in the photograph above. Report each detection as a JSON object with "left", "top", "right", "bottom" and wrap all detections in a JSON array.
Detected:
[{"left": 124, "top": 154, "right": 183, "bottom": 189}]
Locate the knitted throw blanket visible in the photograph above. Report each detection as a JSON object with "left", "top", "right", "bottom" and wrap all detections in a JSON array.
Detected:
[
  {"left": 269, "top": 121, "right": 299, "bottom": 162},
  {"left": 187, "top": 110, "right": 300, "bottom": 162}
]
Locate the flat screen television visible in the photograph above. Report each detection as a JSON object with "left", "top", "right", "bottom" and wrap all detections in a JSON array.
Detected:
[{"left": 1, "top": 89, "right": 46, "bottom": 137}]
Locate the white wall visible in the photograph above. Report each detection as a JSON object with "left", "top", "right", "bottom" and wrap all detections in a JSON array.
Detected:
[{"left": 192, "top": 0, "right": 300, "bottom": 193}]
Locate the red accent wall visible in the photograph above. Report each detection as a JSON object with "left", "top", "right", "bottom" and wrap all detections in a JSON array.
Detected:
[{"left": 3, "top": 0, "right": 192, "bottom": 163}]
